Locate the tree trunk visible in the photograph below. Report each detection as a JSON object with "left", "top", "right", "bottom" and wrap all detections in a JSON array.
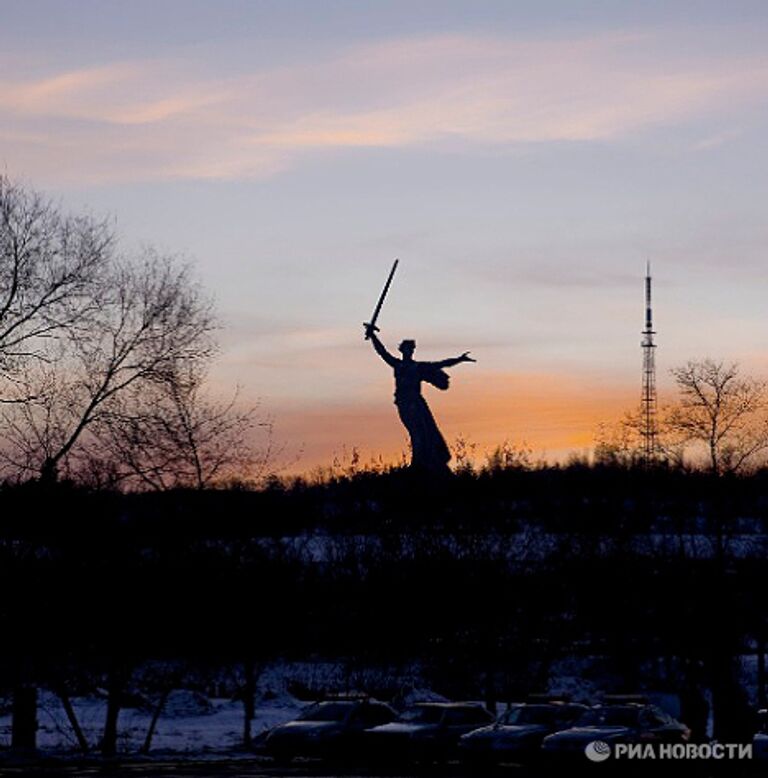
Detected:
[
  {"left": 56, "top": 687, "right": 89, "bottom": 752},
  {"left": 242, "top": 658, "right": 256, "bottom": 748},
  {"left": 484, "top": 671, "right": 496, "bottom": 716},
  {"left": 101, "top": 666, "right": 123, "bottom": 756},
  {"left": 11, "top": 685, "right": 37, "bottom": 752},
  {"left": 39, "top": 457, "right": 58, "bottom": 485},
  {"left": 758, "top": 633, "right": 767, "bottom": 709},
  {"left": 142, "top": 688, "right": 171, "bottom": 755}
]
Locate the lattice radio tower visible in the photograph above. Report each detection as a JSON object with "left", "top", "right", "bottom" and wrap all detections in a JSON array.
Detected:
[{"left": 641, "top": 262, "right": 658, "bottom": 464}]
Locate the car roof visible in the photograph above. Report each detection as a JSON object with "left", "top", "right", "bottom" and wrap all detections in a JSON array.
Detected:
[
  {"left": 602, "top": 694, "right": 650, "bottom": 705},
  {"left": 518, "top": 700, "right": 587, "bottom": 708},
  {"left": 587, "top": 703, "right": 647, "bottom": 713},
  {"left": 315, "top": 696, "right": 389, "bottom": 703},
  {"left": 591, "top": 703, "right": 642, "bottom": 708},
  {"left": 313, "top": 699, "right": 359, "bottom": 705},
  {"left": 525, "top": 694, "right": 572, "bottom": 703},
  {"left": 412, "top": 702, "right": 487, "bottom": 709}
]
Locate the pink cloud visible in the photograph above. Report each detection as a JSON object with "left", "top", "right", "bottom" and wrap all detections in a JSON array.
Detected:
[{"left": 2, "top": 30, "right": 767, "bottom": 184}]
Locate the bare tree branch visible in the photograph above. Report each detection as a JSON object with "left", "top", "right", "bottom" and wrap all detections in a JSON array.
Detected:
[
  {"left": 0, "top": 176, "right": 112, "bottom": 383},
  {"left": 666, "top": 359, "right": 768, "bottom": 475}
]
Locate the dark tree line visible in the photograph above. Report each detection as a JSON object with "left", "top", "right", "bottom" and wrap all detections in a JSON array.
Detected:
[{"left": 1, "top": 462, "right": 766, "bottom": 751}]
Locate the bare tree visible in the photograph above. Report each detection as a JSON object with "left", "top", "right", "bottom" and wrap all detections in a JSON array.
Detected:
[
  {"left": 667, "top": 359, "right": 768, "bottom": 475},
  {"left": 593, "top": 413, "right": 646, "bottom": 467},
  {"left": 0, "top": 177, "right": 275, "bottom": 488},
  {"left": 483, "top": 439, "right": 535, "bottom": 472},
  {"left": 594, "top": 407, "right": 686, "bottom": 469},
  {"left": 0, "top": 252, "right": 216, "bottom": 482},
  {"left": 90, "top": 364, "right": 275, "bottom": 490},
  {"left": 0, "top": 175, "right": 111, "bottom": 385},
  {"left": 0, "top": 360, "right": 74, "bottom": 479}
]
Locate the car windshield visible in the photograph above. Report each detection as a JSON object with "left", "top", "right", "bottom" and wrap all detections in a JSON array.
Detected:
[
  {"left": 576, "top": 707, "right": 640, "bottom": 727},
  {"left": 398, "top": 706, "right": 444, "bottom": 724},
  {"left": 501, "top": 705, "right": 558, "bottom": 725},
  {"left": 298, "top": 702, "right": 353, "bottom": 722}
]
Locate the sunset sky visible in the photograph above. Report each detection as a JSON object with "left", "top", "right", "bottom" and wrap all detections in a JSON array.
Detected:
[{"left": 3, "top": 0, "right": 768, "bottom": 471}]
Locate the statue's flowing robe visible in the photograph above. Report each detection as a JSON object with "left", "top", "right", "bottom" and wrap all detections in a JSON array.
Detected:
[{"left": 393, "top": 360, "right": 451, "bottom": 472}]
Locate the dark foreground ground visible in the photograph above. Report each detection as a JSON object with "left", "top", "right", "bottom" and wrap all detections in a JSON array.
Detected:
[{"left": 0, "top": 759, "right": 764, "bottom": 778}]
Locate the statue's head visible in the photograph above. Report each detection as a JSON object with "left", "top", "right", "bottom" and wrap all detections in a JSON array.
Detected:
[{"left": 398, "top": 339, "right": 416, "bottom": 358}]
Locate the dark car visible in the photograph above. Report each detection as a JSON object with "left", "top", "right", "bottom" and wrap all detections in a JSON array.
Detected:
[
  {"left": 365, "top": 702, "right": 495, "bottom": 762},
  {"left": 542, "top": 699, "right": 690, "bottom": 760},
  {"left": 260, "top": 697, "right": 396, "bottom": 763},
  {"left": 459, "top": 700, "right": 588, "bottom": 763}
]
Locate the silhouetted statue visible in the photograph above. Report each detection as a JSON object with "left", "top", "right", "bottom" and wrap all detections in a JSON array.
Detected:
[{"left": 364, "top": 323, "right": 475, "bottom": 473}]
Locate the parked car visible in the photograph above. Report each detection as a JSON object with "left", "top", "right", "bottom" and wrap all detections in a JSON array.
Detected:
[
  {"left": 459, "top": 699, "right": 588, "bottom": 763},
  {"left": 542, "top": 697, "right": 690, "bottom": 759},
  {"left": 259, "top": 697, "right": 396, "bottom": 762},
  {"left": 365, "top": 702, "right": 495, "bottom": 762}
]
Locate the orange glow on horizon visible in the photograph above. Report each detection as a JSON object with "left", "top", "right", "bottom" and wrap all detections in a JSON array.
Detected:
[{"left": 273, "top": 370, "right": 638, "bottom": 474}]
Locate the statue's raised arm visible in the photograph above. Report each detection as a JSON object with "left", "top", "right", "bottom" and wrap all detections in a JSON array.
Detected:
[{"left": 364, "top": 323, "right": 399, "bottom": 367}]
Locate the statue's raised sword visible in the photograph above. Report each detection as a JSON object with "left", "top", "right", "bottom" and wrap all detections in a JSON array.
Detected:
[{"left": 364, "top": 258, "right": 398, "bottom": 339}]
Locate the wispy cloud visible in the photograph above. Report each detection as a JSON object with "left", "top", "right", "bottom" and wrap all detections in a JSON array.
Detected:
[
  {"left": 691, "top": 127, "right": 745, "bottom": 151},
  {"left": 2, "top": 30, "right": 768, "bottom": 184}
]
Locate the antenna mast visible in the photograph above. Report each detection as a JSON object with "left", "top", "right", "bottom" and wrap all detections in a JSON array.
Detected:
[{"left": 641, "top": 262, "right": 658, "bottom": 465}]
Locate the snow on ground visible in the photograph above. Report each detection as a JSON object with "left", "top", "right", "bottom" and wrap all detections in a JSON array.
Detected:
[
  {"left": 544, "top": 657, "right": 605, "bottom": 704},
  {"left": 0, "top": 659, "right": 435, "bottom": 755},
  {"left": 0, "top": 688, "right": 303, "bottom": 755},
  {"left": 0, "top": 655, "right": 756, "bottom": 754}
]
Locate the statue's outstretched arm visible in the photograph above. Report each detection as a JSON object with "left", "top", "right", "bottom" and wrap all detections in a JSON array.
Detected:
[
  {"left": 363, "top": 324, "right": 398, "bottom": 367},
  {"left": 434, "top": 351, "right": 476, "bottom": 368}
]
